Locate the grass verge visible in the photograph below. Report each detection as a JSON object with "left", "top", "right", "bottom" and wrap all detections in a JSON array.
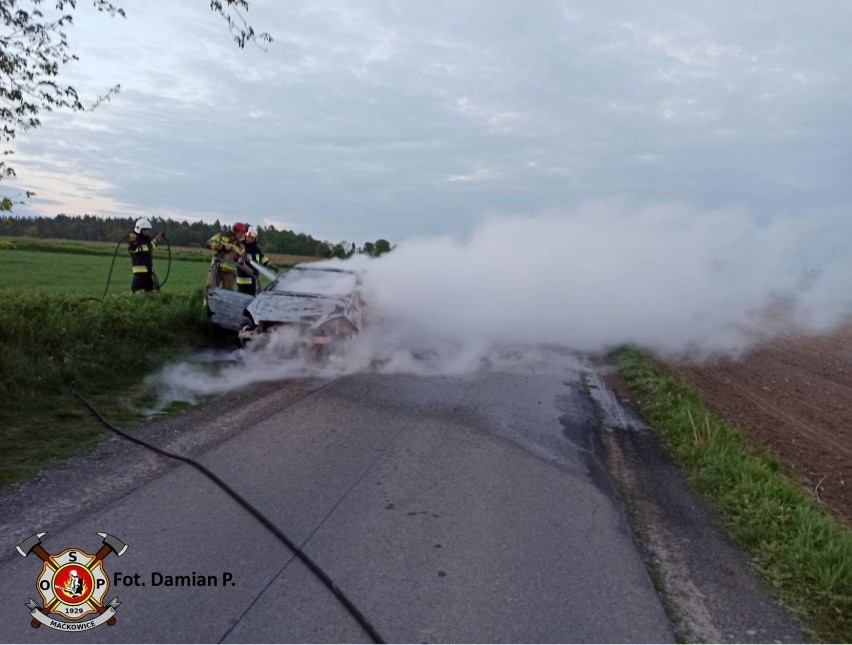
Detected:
[
  {"left": 0, "top": 289, "right": 217, "bottom": 493},
  {"left": 611, "top": 346, "right": 852, "bottom": 643}
]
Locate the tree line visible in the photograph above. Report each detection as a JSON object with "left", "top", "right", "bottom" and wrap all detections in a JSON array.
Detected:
[{"left": 0, "top": 214, "right": 392, "bottom": 258}]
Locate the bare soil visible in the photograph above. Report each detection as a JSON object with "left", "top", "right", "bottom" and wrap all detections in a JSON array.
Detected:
[{"left": 664, "top": 324, "right": 852, "bottom": 526}]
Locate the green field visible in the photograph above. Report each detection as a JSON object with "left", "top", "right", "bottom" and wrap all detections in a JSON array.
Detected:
[
  {"left": 0, "top": 236, "right": 286, "bottom": 296},
  {"left": 0, "top": 237, "right": 210, "bottom": 297}
]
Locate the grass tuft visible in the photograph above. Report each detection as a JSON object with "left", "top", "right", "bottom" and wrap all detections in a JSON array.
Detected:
[{"left": 0, "top": 289, "right": 215, "bottom": 492}]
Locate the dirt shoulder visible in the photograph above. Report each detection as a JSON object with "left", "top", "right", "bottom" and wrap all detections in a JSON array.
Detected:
[{"left": 601, "top": 423, "right": 805, "bottom": 643}]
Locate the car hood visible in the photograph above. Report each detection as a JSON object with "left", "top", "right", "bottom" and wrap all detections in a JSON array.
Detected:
[{"left": 246, "top": 292, "right": 346, "bottom": 325}]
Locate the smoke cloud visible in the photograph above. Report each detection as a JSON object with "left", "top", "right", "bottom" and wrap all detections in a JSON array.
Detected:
[
  {"left": 147, "top": 203, "right": 852, "bottom": 410},
  {"left": 360, "top": 202, "right": 852, "bottom": 356}
]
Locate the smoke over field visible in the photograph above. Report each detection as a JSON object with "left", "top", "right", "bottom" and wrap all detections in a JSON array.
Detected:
[{"left": 361, "top": 203, "right": 851, "bottom": 356}]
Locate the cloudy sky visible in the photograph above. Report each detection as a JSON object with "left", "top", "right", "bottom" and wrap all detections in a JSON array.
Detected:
[{"left": 3, "top": 0, "right": 850, "bottom": 244}]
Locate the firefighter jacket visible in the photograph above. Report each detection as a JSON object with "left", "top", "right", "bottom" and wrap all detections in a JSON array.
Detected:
[
  {"left": 237, "top": 240, "right": 271, "bottom": 289},
  {"left": 206, "top": 233, "right": 245, "bottom": 274},
  {"left": 128, "top": 232, "right": 157, "bottom": 275},
  {"left": 243, "top": 241, "right": 271, "bottom": 270}
]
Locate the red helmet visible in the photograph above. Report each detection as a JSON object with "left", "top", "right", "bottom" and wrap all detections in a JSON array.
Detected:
[{"left": 232, "top": 222, "right": 249, "bottom": 234}]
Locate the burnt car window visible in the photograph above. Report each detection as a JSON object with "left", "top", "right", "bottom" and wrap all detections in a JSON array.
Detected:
[{"left": 270, "top": 268, "right": 358, "bottom": 297}]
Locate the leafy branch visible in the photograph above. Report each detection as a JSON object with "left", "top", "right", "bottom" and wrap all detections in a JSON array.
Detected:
[
  {"left": 0, "top": 0, "right": 270, "bottom": 211},
  {"left": 209, "top": 0, "right": 271, "bottom": 50}
]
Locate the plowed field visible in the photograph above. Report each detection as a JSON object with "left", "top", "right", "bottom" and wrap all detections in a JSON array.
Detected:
[{"left": 666, "top": 324, "right": 852, "bottom": 526}]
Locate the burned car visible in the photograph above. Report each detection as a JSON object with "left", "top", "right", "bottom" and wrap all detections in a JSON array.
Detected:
[{"left": 205, "top": 260, "right": 365, "bottom": 351}]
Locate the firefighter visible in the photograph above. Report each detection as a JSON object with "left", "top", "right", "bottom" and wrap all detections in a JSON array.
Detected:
[
  {"left": 237, "top": 226, "right": 279, "bottom": 295},
  {"left": 128, "top": 218, "right": 164, "bottom": 293},
  {"left": 65, "top": 570, "right": 83, "bottom": 597},
  {"left": 206, "top": 222, "right": 248, "bottom": 290}
]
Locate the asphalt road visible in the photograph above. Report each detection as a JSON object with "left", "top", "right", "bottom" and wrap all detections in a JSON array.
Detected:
[{"left": 0, "top": 350, "right": 678, "bottom": 642}]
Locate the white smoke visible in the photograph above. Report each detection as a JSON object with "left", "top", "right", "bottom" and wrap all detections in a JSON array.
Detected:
[
  {"left": 146, "top": 329, "right": 329, "bottom": 410},
  {"left": 360, "top": 203, "right": 852, "bottom": 356},
  {"left": 147, "top": 203, "right": 852, "bottom": 410}
]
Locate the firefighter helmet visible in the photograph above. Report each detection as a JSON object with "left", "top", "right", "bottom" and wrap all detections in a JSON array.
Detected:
[
  {"left": 134, "top": 218, "right": 152, "bottom": 234},
  {"left": 247, "top": 226, "right": 258, "bottom": 239},
  {"left": 232, "top": 222, "right": 249, "bottom": 234}
]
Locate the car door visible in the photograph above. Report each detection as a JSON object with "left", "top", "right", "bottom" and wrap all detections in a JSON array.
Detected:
[{"left": 205, "top": 260, "right": 255, "bottom": 331}]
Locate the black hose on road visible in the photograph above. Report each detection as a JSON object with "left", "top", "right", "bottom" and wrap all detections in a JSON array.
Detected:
[{"left": 65, "top": 383, "right": 385, "bottom": 644}]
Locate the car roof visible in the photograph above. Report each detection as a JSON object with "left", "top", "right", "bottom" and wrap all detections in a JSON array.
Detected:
[{"left": 291, "top": 263, "right": 363, "bottom": 276}]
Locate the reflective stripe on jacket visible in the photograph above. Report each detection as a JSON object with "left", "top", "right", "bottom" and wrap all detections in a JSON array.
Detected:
[
  {"left": 129, "top": 234, "right": 157, "bottom": 274},
  {"left": 244, "top": 241, "right": 269, "bottom": 268},
  {"left": 206, "top": 233, "right": 244, "bottom": 273}
]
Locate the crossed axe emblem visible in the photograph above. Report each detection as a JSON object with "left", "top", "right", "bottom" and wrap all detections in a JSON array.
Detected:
[{"left": 17, "top": 532, "right": 128, "bottom": 628}]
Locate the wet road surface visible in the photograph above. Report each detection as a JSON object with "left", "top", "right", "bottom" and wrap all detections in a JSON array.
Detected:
[{"left": 0, "top": 351, "right": 672, "bottom": 642}]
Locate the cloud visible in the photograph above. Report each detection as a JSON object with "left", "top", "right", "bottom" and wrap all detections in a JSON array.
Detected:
[
  {"left": 2, "top": 154, "right": 129, "bottom": 217},
  {"left": 447, "top": 167, "right": 502, "bottom": 183},
  {"left": 618, "top": 20, "right": 745, "bottom": 71},
  {"left": 2, "top": 1, "right": 851, "bottom": 243},
  {"left": 456, "top": 97, "right": 526, "bottom": 130}
]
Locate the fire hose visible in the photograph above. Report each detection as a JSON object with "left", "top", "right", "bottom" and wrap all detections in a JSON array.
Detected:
[
  {"left": 64, "top": 381, "right": 385, "bottom": 644},
  {"left": 86, "top": 232, "right": 173, "bottom": 303}
]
